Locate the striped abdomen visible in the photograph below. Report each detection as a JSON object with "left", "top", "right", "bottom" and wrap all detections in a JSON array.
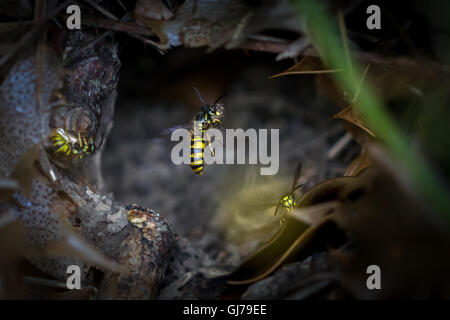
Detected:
[{"left": 190, "top": 130, "right": 205, "bottom": 175}]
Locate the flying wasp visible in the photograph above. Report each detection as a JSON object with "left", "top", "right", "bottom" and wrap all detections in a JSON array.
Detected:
[
  {"left": 48, "top": 105, "right": 103, "bottom": 160},
  {"left": 272, "top": 162, "right": 303, "bottom": 223},
  {"left": 156, "top": 87, "right": 225, "bottom": 175}
]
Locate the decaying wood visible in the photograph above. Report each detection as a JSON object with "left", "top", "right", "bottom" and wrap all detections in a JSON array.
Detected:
[
  {"left": 58, "top": 30, "right": 176, "bottom": 298},
  {"left": 0, "top": 23, "right": 177, "bottom": 298}
]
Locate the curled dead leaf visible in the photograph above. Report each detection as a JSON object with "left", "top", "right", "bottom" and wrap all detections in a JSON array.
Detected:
[
  {"left": 332, "top": 106, "right": 375, "bottom": 138},
  {"left": 345, "top": 145, "right": 372, "bottom": 176},
  {"left": 288, "top": 201, "right": 340, "bottom": 226}
]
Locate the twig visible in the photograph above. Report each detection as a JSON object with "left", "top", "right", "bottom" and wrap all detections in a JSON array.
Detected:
[
  {"left": 82, "top": 17, "right": 155, "bottom": 37},
  {"left": 78, "top": 14, "right": 450, "bottom": 71},
  {"left": 81, "top": 1, "right": 166, "bottom": 54},
  {"left": 240, "top": 38, "right": 290, "bottom": 54},
  {"left": 24, "top": 276, "right": 68, "bottom": 289},
  {"left": 0, "top": 0, "right": 72, "bottom": 68},
  {"left": 82, "top": 0, "right": 119, "bottom": 20},
  {"left": 240, "top": 39, "right": 450, "bottom": 75},
  {"left": 115, "top": 0, "right": 128, "bottom": 12}
]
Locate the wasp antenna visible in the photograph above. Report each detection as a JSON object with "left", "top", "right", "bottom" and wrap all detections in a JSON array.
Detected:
[
  {"left": 93, "top": 107, "right": 102, "bottom": 136},
  {"left": 213, "top": 94, "right": 226, "bottom": 105},
  {"left": 274, "top": 204, "right": 281, "bottom": 216},
  {"left": 95, "top": 134, "right": 104, "bottom": 151},
  {"left": 291, "top": 162, "right": 302, "bottom": 192},
  {"left": 193, "top": 87, "right": 206, "bottom": 105}
]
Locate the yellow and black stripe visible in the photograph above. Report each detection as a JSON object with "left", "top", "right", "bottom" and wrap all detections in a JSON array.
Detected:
[
  {"left": 190, "top": 129, "right": 206, "bottom": 175},
  {"left": 166, "top": 88, "right": 224, "bottom": 175},
  {"left": 50, "top": 128, "right": 95, "bottom": 159}
]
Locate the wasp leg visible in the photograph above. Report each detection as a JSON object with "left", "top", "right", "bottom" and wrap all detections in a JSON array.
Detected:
[
  {"left": 205, "top": 132, "right": 215, "bottom": 158},
  {"left": 280, "top": 209, "right": 289, "bottom": 225},
  {"left": 273, "top": 204, "right": 281, "bottom": 216},
  {"left": 95, "top": 134, "right": 104, "bottom": 151},
  {"left": 205, "top": 132, "right": 224, "bottom": 150}
]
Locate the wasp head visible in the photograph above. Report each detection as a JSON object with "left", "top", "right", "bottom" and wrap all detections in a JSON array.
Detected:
[
  {"left": 209, "top": 103, "right": 225, "bottom": 128},
  {"left": 280, "top": 193, "right": 296, "bottom": 210}
]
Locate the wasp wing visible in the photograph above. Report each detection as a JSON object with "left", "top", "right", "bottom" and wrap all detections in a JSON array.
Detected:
[
  {"left": 152, "top": 121, "right": 194, "bottom": 138},
  {"left": 238, "top": 200, "right": 279, "bottom": 213},
  {"left": 193, "top": 87, "right": 206, "bottom": 105},
  {"left": 213, "top": 93, "right": 227, "bottom": 105}
]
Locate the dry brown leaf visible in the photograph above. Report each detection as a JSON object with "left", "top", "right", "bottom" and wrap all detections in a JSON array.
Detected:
[
  {"left": 269, "top": 56, "right": 341, "bottom": 79},
  {"left": 289, "top": 201, "right": 339, "bottom": 225},
  {"left": 345, "top": 146, "right": 372, "bottom": 176},
  {"left": 226, "top": 217, "right": 324, "bottom": 285},
  {"left": 317, "top": 59, "right": 442, "bottom": 106},
  {"left": 332, "top": 106, "right": 375, "bottom": 138}
]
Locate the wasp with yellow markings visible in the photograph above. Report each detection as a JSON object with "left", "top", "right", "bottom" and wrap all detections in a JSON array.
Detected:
[
  {"left": 272, "top": 162, "right": 303, "bottom": 223},
  {"left": 48, "top": 105, "right": 103, "bottom": 160},
  {"left": 157, "top": 87, "right": 225, "bottom": 175}
]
